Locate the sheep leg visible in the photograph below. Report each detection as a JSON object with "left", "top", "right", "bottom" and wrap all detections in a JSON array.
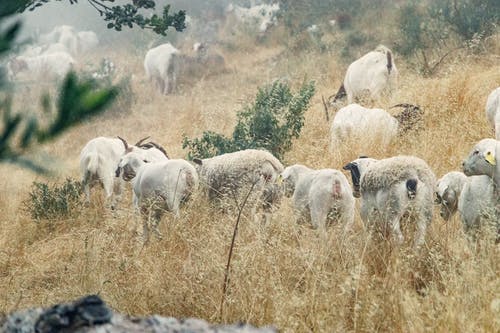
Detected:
[
  {"left": 414, "top": 209, "right": 431, "bottom": 249},
  {"left": 310, "top": 200, "right": 328, "bottom": 230},
  {"left": 389, "top": 214, "right": 404, "bottom": 245}
]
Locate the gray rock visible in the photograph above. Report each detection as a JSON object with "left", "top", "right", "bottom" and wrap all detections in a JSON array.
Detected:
[{"left": 0, "top": 295, "right": 276, "bottom": 333}]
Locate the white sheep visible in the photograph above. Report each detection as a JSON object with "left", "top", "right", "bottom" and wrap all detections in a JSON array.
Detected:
[
  {"left": 331, "top": 45, "right": 398, "bottom": 105},
  {"left": 292, "top": 168, "right": 355, "bottom": 231},
  {"left": 436, "top": 171, "right": 496, "bottom": 233},
  {"left": 330, "top": 103, "right": 423, "bottom": 153},
  {"left": 344, "top": 155, "right": 436, "bottom": 248},
  {"left": 193, "top": 149, "right": 284, "bottom": 222},
  {"left": 9, "top": 51, "right": 76, "bottom": 79},
  {"left": 144, "top": 43, "right": 180, "bottom": 95},
  {"left": 279, "top": 164, "right": 313, "bottom": 197},
  {"left": 462, "top": 138, "right": 500, "bottom": 186},
  {"left": 462, "top": 138, "right": 500, "bottom": 236},
  {"left": 435, "top": 171, "right": 468, "bottom": 220},
  {"left": 458, "top": 175, "right": 496, "bottom": 233},
  {"left": 485, "top": 87, "right": 500, "bottom": 140}
]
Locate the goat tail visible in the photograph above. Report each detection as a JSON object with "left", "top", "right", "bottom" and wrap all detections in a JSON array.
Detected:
[
  {"left": 406, "top": 179, "right": 417, "bottom": 199},
  {"left": 386, "top": 50, "right": 393, "bottom": 74}
]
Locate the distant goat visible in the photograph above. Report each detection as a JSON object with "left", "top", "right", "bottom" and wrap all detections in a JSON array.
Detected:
[
  {"left": 144, "top": 43, "right": 180, "bottom": 95},
  {"left": 330, "top": 45, "right": 398, "bottom": 105}
]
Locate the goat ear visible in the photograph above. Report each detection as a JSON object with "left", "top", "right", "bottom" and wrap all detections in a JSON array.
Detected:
[{"left": 193, "top": 158, "right": 203, "bottom": 165}]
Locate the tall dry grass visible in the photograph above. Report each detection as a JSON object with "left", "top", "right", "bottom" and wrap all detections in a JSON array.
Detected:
[{"left": 0, "top": 27, "right": 499, "bottom": 333}]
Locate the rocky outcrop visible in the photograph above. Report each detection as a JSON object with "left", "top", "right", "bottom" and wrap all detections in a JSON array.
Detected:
[{"left": 0, "top": 295, "right": 276, "bottom": 333}]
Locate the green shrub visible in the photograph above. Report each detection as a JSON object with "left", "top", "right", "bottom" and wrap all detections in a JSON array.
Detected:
[
  {"left": 431, "top": 0, "right": 499, "bottom": 41},
  {"left": 182, "top": 80, "right": 315, "bottom": 160},
  {"left": 24, "top": 178, "right": 84, "bottom": 221}
]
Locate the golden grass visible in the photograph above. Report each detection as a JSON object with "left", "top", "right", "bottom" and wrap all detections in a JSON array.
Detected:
[{"left": 0, "top": 30, "right": 499, "bottom": 333}]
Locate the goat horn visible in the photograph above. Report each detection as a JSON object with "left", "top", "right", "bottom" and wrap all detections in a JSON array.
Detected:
[
  {"left": 147, "top": 141, "right": 170, "bottom": 158},
  {"left": 135, "top": 136, "right": 150, "bottom": 146},
  {"left": 390, "top": 103, "right": 421, "bottom": 110},
  {"left": 321, "top": 95, "right": 330, "bottom": 122},
  {"left": 117, "top": 136, "right": 129, "bottom": 150}
]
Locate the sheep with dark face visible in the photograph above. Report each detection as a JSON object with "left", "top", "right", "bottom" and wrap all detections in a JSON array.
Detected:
[{"left": 344, "top": 155, "right": 436, "bottom": 248}]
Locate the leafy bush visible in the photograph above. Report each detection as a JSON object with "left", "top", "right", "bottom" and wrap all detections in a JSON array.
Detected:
[
  {"left": 431, "top": 0, "right": 499, "bottom": 41},
  {"left": 182, "top": 80, "right": 315, "bottom": 160},
  {"left": 24, "top": 178, "right": 84, "bottom": 221}
]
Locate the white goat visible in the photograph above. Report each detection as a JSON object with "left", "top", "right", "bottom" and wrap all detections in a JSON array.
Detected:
[
  {"left": 330, "top": 103, "right": 423, "bottom": 153},
  {"left": 9, "top": 51, "right": 76, "bottom": 79},
  {"left": 292, "top": 168, "right": 355, "bottom": 231},
  {"left": 331, "top": 45, "right": 398, "bottom": 105},
  {"left": 344, "top": 155, "right": 436, "bottom": 248},
  {"left": 79, "top": 137, "right": 126, "bottom": 209},
  {"left": 485, "top": 87, "right": 500, "bottom": 140},
  {"left": 144, "top": 43, "right": 180, "bottom": 95},
  {"left": 80, "top": 136, "right": 165, "bottom": 209},
  {"left": 226, "top": 3, "right": 280, "bottom": 33},
  {"left": 117, "top": 152, "right": 197, "bottom": 241}
]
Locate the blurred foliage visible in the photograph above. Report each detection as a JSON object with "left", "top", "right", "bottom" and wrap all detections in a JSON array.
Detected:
[
  {"left": 395, "top": 0, "right": 498, "bottom": 75},
  {"left": 431, "top": 0, "right": 499, "bottom": 41},
  {"left": 22, "top": 0, "right": 186, "bottom": 36},
  {"left": 0, "top": 0, "right": 181, "bottom": 172},
  {"left": 24, "top": 177, "right": 84, "bottom": 221},
  {"left": 183, "top": 80, "right": 315, "bottom": 160},
  {"left": 278, "top": 0, "right": 361, "bottom": 34}
]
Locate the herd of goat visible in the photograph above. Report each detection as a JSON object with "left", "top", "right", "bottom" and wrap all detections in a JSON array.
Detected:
[{"left": 78, "top": 43, "right": 500, "bottom": 246}]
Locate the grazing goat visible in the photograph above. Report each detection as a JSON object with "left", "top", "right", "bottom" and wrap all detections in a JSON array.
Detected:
[
  {"left": 330, "top": 45, "right": 398, "bottom": 105},
  {"left": 80, "top": 136, "right": 163, "bottom": 209},
  {"left": 144, "top": 43, "right": 180, "bottom": 95},
  {"left": 330, "top": 103, "right": 423, "bottom": 153},
  {"left": 226, "top": 3, "right": 280, "bottom": 33},
  {"left": 118, "top": 151, "right": 197, "bottom": 242},
  {"left": 9, "top": 52, "right": 76, "bottom": 79}
]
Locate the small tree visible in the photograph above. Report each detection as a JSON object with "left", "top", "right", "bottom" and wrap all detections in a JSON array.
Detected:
[{"left": 182, "top": 80, "right": 315, "bottom": 160}]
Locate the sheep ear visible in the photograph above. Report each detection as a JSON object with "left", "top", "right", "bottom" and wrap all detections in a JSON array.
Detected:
[
  {"left": 193, "top": 158, "right": 203, "bottom": 165},
  {"left": 343, "top": 162, "right": 354, "bottom": 170},
  {"left": 485, "top": 151, "right": 496, "bottom": 165}
]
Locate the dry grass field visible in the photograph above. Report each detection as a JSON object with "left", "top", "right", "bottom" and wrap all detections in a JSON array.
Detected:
[{"left": 0, "top": 19, "right": 499, "bottom": 332}]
